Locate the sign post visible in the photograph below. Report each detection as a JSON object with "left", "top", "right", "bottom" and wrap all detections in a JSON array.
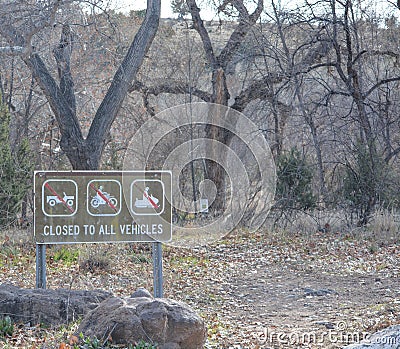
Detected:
[
  {"left": 34, "top": 171, "right": 172, "bottom": 297},
  {"left": 152, "top": 242, "right": 163, "bottom": 298},
  {"left": 35, "top": 244, "right": 46, "bottom": 289}
]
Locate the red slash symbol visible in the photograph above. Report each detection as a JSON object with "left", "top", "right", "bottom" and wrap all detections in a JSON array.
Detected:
[
  {"left": 44, "top": 182, "right": 74, "bottom": 213},
  {"left": 89, "top": 183, "right": 117, "bottom": 211},
  {"left": 143, "top": 190, "right": 159, "bottom": 209},
  {"left": 133, "top": 182, "right": 159, "bottom": 209}
]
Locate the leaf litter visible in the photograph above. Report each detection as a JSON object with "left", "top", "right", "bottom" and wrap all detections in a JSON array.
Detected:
[{"left": 0, "top": 228, "right": 399, "bottom": 348}]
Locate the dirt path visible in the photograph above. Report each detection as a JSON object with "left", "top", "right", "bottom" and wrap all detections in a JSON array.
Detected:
[
  {"left": 176, "top": 231, "right": 400, "bottom": 348},
  {"left": 1, "top": 229, "right": 399, "bottom": 348}
]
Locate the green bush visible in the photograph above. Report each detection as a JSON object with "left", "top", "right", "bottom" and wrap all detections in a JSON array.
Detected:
[
  {"left": 341, "top": 141, "right": 394, "bottom": 225},
  {"left": 274, "top": 147, "right": 316, "bottom": 212},
  {"left": 53, "top": 247, "right": 80, "bottom": 265},
  {"left": 133, "top": 340, "right": 157, "bottom": 349},
  {"left": 0, "top": 316, "right": 14, "bottom": 338},
  {"left": 0, "top": 95, "right": 34, "bottom": 227}
]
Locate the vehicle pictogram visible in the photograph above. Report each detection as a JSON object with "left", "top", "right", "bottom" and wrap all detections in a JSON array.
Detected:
[
  {"left": 134, "top": 186, "right": 159, "bottom": 209},
  {"left": 87, "top": 180, "right": 121, "bottom": 216},
  {"left": 131, "top": 179, "right": 164, "bottom": 215},
  {"left": 42, "top": 179, "right": 78, "bottom": 217},
  {"left": 47, "top": 192, "right": 75, "bottom": 208},
  {"left": 90, "top": 185, "right": 118, "bottom": 209}
]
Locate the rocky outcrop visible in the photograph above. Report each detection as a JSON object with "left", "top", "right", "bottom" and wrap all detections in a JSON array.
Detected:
[
  {"left": 0, "top": 284, "right": 111, "bottom": 325},
  {"left": 77, "top": 288, "right": 206, "bottom": 349}
]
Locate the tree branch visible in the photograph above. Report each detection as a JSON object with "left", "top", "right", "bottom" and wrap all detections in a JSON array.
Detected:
[
  {"left": 353, "top": 49, "right": 400, "bottom": 65},
  {"left": 0, "top": 46, "right": 27, "bottom": 55},
  {"left": 217, "top": 0, "right": 263, "bottom": 68},
  {"left": 23, "top": 0, "right": 62, "bottom": 47},
  {"left": 0, "top": 24, "right": 26, "bottom": 48},
  {"left": 86, "top": 0, "right": 161, "bottom": 164},
  {"left": 0, "top": 0, "right": 62, "bottom": 49},
  {"left": 363, "top": 77, "right": 400, "bottom": 99},
  {"left": 24, "top": 53, "right": 85, "bottom": 164},
  {"left": 186, "top": 0, "right": 217, "bottom": 68},
  {"left": 231, "top": 73, "right": 287, "bottom": 112},
  {"left": 129, "top": 81, "right": 211, "bottom": 102},
  {"left": 385, "top": 146, "right": 400, "bottom": 163},
  {"left": 53, "top": 24, "right": 76, "bottom": 115}
]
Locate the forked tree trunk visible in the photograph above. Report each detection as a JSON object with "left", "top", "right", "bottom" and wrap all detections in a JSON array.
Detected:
[
  {"left": 187, "top": 0, "right": 263, "bottom": 212},
  {"left": 24, "top": 0, "right": 161, "bottom": 170}
]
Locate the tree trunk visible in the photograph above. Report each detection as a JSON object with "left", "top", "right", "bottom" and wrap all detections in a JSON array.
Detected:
[
  {"left": 24, "top": 0, "right": 161, "bottom": 170},
  {"left": 187, "top": 0, "right": 263, "bottom": 212},
  {"left": 205, "top": 68, "right": 231, "bottom": 212}
]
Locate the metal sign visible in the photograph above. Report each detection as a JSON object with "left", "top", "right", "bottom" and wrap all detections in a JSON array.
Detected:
[
  {"left": 199, "top": 198, "right": 209, "bottom": 213},
  {"left": 34, "top": 171, "right": 172, "bottom": 244}
]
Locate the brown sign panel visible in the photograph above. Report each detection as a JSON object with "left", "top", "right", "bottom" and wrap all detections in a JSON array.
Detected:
[{"left": 34, "top": 171, "right": 172, "bottom": 244}]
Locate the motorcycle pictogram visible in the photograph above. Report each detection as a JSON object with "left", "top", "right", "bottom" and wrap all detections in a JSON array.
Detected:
[{"left": 90, "top": 186, "right": 118, "bottom": 208}]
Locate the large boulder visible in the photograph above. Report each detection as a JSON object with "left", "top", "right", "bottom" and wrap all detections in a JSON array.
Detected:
[
  {"left": 0, "top": 284, "right": 111, "bottom": 325},
  {"left": 77, "top": 288, "right": 206, "bottom": 349},
  {"left": 343, "top": 325, "right": 400, "bottom": 348}
]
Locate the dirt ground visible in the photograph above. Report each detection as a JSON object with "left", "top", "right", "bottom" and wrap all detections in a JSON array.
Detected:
[
  {"left": 0, "top": 228, "right": 399, "bottom": 348},
  {"left": 185, "top": 230, "right": 400, "bottom": 348}
]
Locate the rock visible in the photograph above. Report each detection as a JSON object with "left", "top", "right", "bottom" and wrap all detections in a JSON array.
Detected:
[
  {"left": 131, "top": 287, "right": 152, "bottom": 299},
  {"left": 0, "top": 284, "right": 111, "bottom": 326},
  {"left": 314, "top": 321, "right": 335, "bottom": 329},
  {"left": 303, "top": 288, "right": 338, "bottom": 297},
  {"left": 77, "top": 289, "right": 206, "bottom": 349},
  {"left": 343, "top": 325, "right": 400, "bottom": 348}
]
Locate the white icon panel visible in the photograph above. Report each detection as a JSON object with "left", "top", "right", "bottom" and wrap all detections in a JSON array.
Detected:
[
  {"left": 87, "top": 180, "right": 121, "bottom": 216},
  {"left": 130, "top": 179, "right": 165, "bottom": 216},
  {"left": 42, "top": 179, "right": 78, "bottom": 217}
]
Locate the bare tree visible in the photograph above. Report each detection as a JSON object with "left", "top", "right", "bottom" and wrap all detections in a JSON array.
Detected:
[
  {"left": 0, "top": 0, "right": 161, "bottom": 170},
  {"left": 130, "top": 0, "right": 267, "bottom": 211}
]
